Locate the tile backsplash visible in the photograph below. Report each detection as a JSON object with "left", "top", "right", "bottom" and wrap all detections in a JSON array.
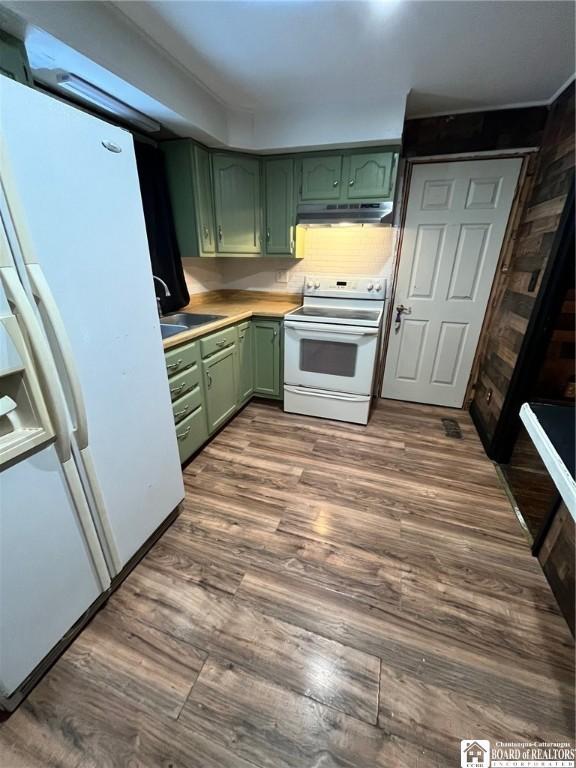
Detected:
[{"left": 182, "top": 224, "right": 396, "bottom": 296}]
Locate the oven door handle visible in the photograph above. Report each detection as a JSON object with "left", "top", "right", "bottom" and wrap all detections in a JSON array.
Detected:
[
  {"left": 284, "top": 320, "right": 379, "bottom": 336},
  {"left": 285, "top": 386, "right": 370, "bottom": 402}
]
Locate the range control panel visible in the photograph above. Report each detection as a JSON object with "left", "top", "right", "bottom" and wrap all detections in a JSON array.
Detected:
[{"left": 303, "top": 275, "right": 386, "bottom": 299}]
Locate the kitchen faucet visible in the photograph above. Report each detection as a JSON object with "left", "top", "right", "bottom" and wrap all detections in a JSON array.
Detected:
[{"left": 152, "top": 275, "right": 171, "bottom": 317}]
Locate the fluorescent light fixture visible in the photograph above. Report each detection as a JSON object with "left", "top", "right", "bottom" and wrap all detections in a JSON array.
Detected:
[{"left": 55, "top": 72, "right": 161, "bottom": 133}]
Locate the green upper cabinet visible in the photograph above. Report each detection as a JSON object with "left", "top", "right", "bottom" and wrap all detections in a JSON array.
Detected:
[
  {"left": 298, "top": 150, "right": 399, "bottom": 203},
  {"left": 236, "top": 322, "right": 254, "bottom": 403},
  {"left": 300, "top": 156, "right": 343, "bottom": 201},
  {"left": 253, "top": 319, "right": 282, "bottom": 399},
  {"left": 212, "top": 154, "right": 261, "bottom": 254},
  {"left": 0, "top": 31, "right": 33, "bottom": 86},
  {"left": 343, "top": 152, "right": 397, "bottom": 201},
  {"left": 264, "top": 158, "right": 295, "bottom": 256},
  {"left": 162, "top": 141, "right": 216, "bottom": 258}
]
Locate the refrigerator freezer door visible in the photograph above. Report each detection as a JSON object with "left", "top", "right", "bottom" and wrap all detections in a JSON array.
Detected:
[
  {"left": 0, "top": 76, "right": 184, "bottom": 570},
  {"left": 0, "top": 443, "right": 103, "bottom": 697}
]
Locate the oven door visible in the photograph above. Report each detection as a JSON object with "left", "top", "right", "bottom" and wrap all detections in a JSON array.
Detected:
[{"left": 284, "top": 320, "right": 379, "bottom": 395}]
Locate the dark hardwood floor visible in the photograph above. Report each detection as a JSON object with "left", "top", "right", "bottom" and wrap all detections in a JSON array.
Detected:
[{"left": 1, "top": 399, "right": 574, "bottom": 767}]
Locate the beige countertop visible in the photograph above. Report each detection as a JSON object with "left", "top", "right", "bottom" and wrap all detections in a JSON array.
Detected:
[{"left": 162, "top": 290, "right": 302, "bottom": 350}]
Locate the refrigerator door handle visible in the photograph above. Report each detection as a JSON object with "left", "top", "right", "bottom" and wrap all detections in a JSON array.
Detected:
[
  {"left": 27, "top": 263, "right": 89, "bottom": 450},
  {"left": 27, "top": 264, "right": 123, "bottom": 575},
  {"left": 0, "top": 265, "right": 72, "bottom": 463}
]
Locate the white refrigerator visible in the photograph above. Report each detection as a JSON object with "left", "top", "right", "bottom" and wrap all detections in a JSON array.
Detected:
[{"left": 0, "top": 75, "right": 185, "bottom": 707}]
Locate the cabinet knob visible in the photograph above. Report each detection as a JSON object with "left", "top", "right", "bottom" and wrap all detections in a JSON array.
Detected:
[
  {"left": 207, "top": 371, "right": 213, "bottom": 389},
  {"left": 349, "top": 179, "right": 355, "bottom": 186},
  {"left": 203, "top": 226, "right": 209, "bottom": 238},
  {"left": 332, "top": 180, "right": 339, "bottom": 187},
  {"left": 217, "top": 225, "right": 223, "bottom": 242}
]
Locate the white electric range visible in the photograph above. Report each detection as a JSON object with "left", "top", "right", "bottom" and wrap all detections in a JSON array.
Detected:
[{"left": 283, "top": 275, "right": 386, "bottom": 424}]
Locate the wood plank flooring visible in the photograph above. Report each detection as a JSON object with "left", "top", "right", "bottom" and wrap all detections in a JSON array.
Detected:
[{"left": 1, "top": 399, "right": 574, "bottom": 768}]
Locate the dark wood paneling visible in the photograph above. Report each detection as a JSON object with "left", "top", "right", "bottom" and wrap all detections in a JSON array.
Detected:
[
  {"left": 472, "top": 83, "right": 575, "bottom": 444},
  {"left": 404, "top": 106, "right": 547, "bottom": 157}
]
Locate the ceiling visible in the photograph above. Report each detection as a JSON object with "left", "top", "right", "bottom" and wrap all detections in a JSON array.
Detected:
[
  {"left": 114, "top": 0, "right": 575, "bottom": 117},
  {"left": 2, "top": 0, "right": 574, "bottom": 151}
]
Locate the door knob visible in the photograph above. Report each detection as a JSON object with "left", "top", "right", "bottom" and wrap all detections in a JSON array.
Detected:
[{"left": 394, "top": 305, "right": 411, "bottom": 332}]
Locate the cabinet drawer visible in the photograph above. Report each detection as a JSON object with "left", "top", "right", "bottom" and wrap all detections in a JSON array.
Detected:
[
  {"left": 172, "top": 383, "right": 203, "bottom": 424},
  {"left": 165, "top": 341, "right": 200, "bottom": 378},
  {"left": 201, "top": 326, "right": 237, "bottom": 358},
  {"left": 175, "top": 405, "right": 208, "bottom": 463},
  {"left": 168, "top": 365, "right": 199, "bottom": 402}
]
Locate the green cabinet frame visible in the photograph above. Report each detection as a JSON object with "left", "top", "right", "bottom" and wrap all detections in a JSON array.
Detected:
[
  {"left": 253, "top": 319, "right": 282, "bottom": 399},
  {"left": 212, "top": 154, "right": 261, "bottom": 254},
  {"left": 264, "top": 157, "right": 295, "bottom": 255},
  {"left": 236, "top": 322, "right": 254, "bottom": 403}
]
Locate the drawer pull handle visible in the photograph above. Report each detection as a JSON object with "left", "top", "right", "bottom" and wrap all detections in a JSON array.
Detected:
[
  {"left": 207, "top": 371, "right": 213, "bottom": 389},
  {"left": 167, "top": 359, "right": 183, "bottom": 371},
  {"left": 177, "top": 426, "right": 191, "bottom": 441},
  {"left": 216, "top": 339, "right": 227, "bottom": 347},
  {"left": 174, "top": 406, "right": 190, "bottom": 419},
  {"left": 170, "top": 383, "right": 185, "bottom": 396}
]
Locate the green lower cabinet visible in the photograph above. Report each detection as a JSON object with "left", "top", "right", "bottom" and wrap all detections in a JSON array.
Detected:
[
  {"left": 253, "top": 319, "right": 282, "bottom": 399},
  {"left": 203, "top": 344, "right": 239, "bottom": 433},
  {"left": 175, "top": 405, "right": 209, "bottom": 463},
  {"left": 236, "top": 322, "right": 254, "bottom": 403}
]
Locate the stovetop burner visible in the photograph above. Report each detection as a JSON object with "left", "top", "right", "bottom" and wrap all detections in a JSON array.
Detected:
[{"left": 289, "top": 306, "right": 382, "bottom": 322}]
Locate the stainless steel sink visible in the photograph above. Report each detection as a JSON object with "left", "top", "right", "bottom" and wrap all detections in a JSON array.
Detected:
[
  {"left": 160, "top": 312, "right": 225, "bottom": 339},
  {"left": 160, "top": 324, "right": 188, "bottom": 339}
]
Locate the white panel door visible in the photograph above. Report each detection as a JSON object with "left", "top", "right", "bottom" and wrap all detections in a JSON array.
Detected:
[
  {"left": 382, "top": 158, "right": 521, "bottom": 407},
  {"left": 0, "top": 76, "right": 184, "bottom": 570}
]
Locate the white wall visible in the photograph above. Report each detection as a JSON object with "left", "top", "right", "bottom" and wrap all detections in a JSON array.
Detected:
[
  {"left": 182, "top": 224, "right": 396, "bottom": 297},
  {"left": 4, "top": 2, "right": 405, "bottom": 151}
]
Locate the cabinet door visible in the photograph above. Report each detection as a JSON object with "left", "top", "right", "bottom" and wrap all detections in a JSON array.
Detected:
[
  {"left": 237, "top": 322, "right": 254, "bottom": 403},
  {"left": 203, "top": 345, "right": 238, "bottom": 433},
  {"left": 194, "top": 145, "right": 216, "bottom": 254},
  {"left": 344, "top": 152, "right": 396, "bottom": 200},
  {"left": 163, "top": 141, "right": 214, "bottom": 258},
  {"left": 264, "top": 158, "right": 295, "bottom": 255},
  {"left": 253, "top": 319, "right": 281, "bottom": 398},
  {"left": 213, "top": 155, "right": 261, "bottom": 253},
  {"left": 300, "top": 156, "right": 342, "bottom": 201}
]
